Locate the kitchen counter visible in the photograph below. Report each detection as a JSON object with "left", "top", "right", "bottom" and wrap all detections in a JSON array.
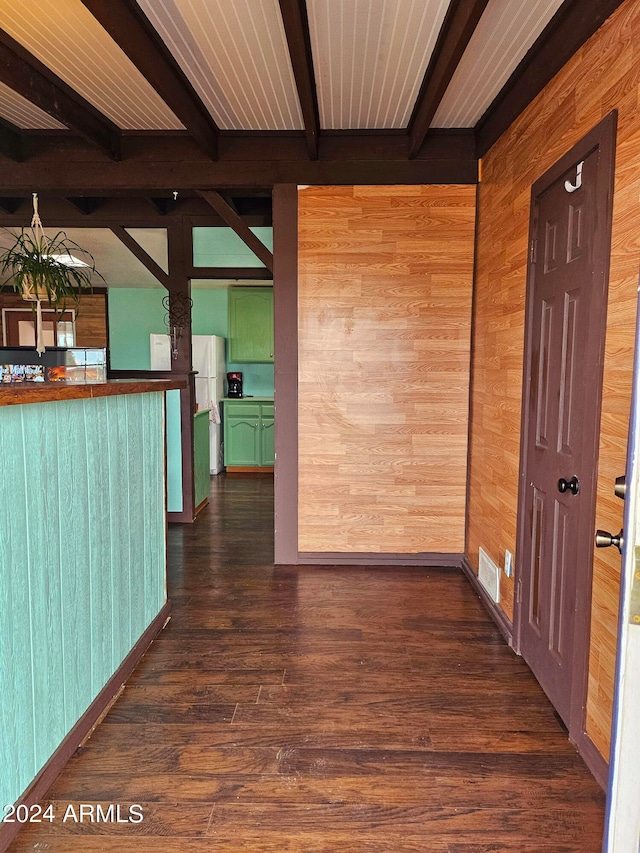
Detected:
[
  {"left": 222, "top": 396, "right": 274, "bottom": 402},
  {"left": 0, "top": 380, "right": 172, "bottom": 825},
  {"left": 0, "top": 378, "right": 184, "bottom": 407}
]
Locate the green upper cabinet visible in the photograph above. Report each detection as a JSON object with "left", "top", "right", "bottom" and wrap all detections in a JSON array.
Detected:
[{"left": 228, "top": 287, "right": 274, "bottom": 363}]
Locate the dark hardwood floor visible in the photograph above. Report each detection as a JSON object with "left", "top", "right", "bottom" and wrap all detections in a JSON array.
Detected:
[{"left": 8, "top": 476, "right": 605, "bottom": 852}]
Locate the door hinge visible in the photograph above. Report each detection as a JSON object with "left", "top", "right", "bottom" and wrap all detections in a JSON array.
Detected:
[
  {"left": 516, "top": 578, "right": 523, "bottom": 604},
  {"left": 530, "top": 239, "right": 537, "bottom": 263}
]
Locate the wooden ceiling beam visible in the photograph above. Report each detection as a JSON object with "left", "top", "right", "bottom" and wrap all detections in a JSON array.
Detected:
[
  {"left": 219, "top": 194, "right": 239, "bottom": 214},
  {"left": 110, "top": 225, "right": 169, "bottom": 287},
  {"left": 189, "top": 266, "right": 272, "bottom": 281},
  {"left": 198, "top": 190, "right": 273, "bottom": 273},
  {"left": 79, "top": 0, "right": 219, "bottom": 161},
  {"left": 408, "top": 0, "right": 490, "bottom": 159},
  {"left": 0, "top": 28, "right": 121, "bottom": 160},
  {"left": 0, "top": 121, "right": 26, "bottom": 162},
  {"left": 149, "top": 196, "right": 179, "bottom": 216},
  {"left": 66, "top": 197, "right": 103, "bottom": 215},
  {"left": 475, "top": 0, "right": 627, "bottom": 157},
  {"left": 277, "top": 0, "right": 320, "bottom": 160},
  {"left": 0, "top": 196, "right": 24, "bottom": 214},
  {"left": 0, "top": 129, "right": 477, "bottom": 191}
]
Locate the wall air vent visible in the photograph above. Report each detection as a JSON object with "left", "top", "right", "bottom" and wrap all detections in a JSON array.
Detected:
[{"left": 478, "top": 546, "right": 500, "bottom": 604}]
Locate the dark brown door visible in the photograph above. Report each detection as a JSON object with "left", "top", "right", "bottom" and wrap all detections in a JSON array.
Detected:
[{"left": 518, "top": 117, "right": 615, "bottom": 729}]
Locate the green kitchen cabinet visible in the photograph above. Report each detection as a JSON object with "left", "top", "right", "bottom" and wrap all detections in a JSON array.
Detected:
[
  {"left": 260, "top": 404, "right": 275, "bottom": 466},
  {"left": 193, "top": 409, "right": 211, "bottom": 510},
  {"left": 228, "top": 287, "right": 274, "bottom": 363},
  {"left": 223, "top": 400, "right": 274, "bottom": 468}
]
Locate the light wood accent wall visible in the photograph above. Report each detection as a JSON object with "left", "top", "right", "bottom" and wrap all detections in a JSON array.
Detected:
[
  {"left": 0, "top": 292, "right": 107, "bottom": 347},
  {"left": 298, "top": 185, "right": 476, "bottom": 554},
  {"left": 469, "top": 0, "right": 640, "bottom": 759}
]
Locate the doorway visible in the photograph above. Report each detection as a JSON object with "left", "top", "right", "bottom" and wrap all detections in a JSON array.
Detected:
[
  {"left": 2, "top": 307, "right": 76, "bottom": 347},
  {"left": 515, "top": 113, "right": 617, "bottom": 739}
]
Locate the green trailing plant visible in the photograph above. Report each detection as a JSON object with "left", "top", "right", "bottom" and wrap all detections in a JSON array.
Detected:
[{"left": 0, "top": 227, "right": 102, "bottom": 319}]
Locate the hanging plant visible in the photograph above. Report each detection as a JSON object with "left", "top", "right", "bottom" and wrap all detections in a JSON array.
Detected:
[{"left": 0, "top": 193, "right": 103, "bottom": 353}]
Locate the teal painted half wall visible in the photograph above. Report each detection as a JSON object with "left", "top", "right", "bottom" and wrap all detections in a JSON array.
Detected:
[{"left": 0, "top": 392, "right": 167, "bottom": 816}]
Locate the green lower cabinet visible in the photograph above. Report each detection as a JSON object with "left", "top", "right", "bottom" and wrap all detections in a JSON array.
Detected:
[
  {"left": 193, "top": 410, "right": 211, "bottom": 508},
  {"left": 225, "top": 414, "right": 260, "bottom": 466},
  {"left": 260, "top": 416, "right": 274, "bottom": 466},
  {"left": 224, "top": 401, "right": 274, "bottom": 468}
]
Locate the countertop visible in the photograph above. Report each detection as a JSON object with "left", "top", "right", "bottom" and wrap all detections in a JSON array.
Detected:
[
  {"left": 222, "top": 396, "right": 274, "bottom": 402},
  {"left": 0, "top": 379, "right": 186, "bottom": 408}
]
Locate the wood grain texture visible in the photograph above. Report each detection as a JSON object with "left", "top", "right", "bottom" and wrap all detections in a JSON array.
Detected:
[
  {"left": 7, "top": 476, "right": 605, "bottom": 852},
  {"left": 0, "top": 292, "right": 107, "bottom": 347},
  {"left": 468, "top": 0, "right": 640, "bottom": 760},
  {"left": 0, "top": 379, "right": 183, "bottom": 407},
  {"left": 297, "top": 185, "right": 476, "bottom": 554},
  {"left": 0, "top": 392, "right": 167, "bottom": 817}
]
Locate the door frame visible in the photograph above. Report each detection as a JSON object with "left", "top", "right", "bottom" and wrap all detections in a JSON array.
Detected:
[
  {"left": 514, "top": 112, "right": 617, "bottom": 771},
  {"left": 603, "top": 287, "right": 640, "bottom": 851},
  {"left": 2, "top": 307, "right": 76, "bottom": 347}
]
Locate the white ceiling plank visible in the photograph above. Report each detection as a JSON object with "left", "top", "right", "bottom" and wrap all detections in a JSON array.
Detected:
[
  {"left": 138, "top": 0, "right": 303, "bottom": 131},
  {"left": 0, "top": 80, "right": 66, "bottom": 129},
  {"left": 308, "top": 0, "right": 452, "bottom": 130},
  {"left": 0, "top": 0, "right": 183, "bottom": 129},
  {"left": 433, "top": 0, "right": 565, "bottom": 127}
]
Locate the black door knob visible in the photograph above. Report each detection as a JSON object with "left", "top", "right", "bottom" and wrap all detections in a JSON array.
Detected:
[{"left": 558, "top": 475, "right": 580, "bottom": 495}]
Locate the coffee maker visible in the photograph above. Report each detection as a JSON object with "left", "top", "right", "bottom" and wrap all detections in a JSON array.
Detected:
[{"left": 227, "top": 371, "right": 243, "bottom": 398}]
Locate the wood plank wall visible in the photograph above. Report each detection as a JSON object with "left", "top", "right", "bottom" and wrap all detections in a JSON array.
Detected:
[
  {"left": 469, "top": 0, "right": 640, "bottom": 759},
  {"left": 0, "top": 292, "right": 107, "bottom": 347},
  {"left": 0, "top": 391, "right": 166, "bottom": 813},
  {"left": 297, "top": 185, "right": 476, "bottom": 555}
]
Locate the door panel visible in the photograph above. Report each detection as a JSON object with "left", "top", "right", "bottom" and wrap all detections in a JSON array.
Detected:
[
  {"left": 535, "top": 300, "right": 553, "bottom": 448},
  {"left": 550, "top": 499, "right": 569, "bottom": 663},
  {"left": 225, "top": 416, "right": 260, "bottom": 466},
  {"left": 529, "top": 487, "right": 545, "bottom": 633},
  {"left": 519, "top": 145, "right": 606, "bottom": 726},
  {"left": 261, "top": 417, "right": 275, "bottom": 466},
  {"left": 558, "top": 291, "right": 579, "bottom": 454}
]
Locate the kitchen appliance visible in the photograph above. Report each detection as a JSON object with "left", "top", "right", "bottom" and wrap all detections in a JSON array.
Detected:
[
  {"left": 227, "top": 371, "right": 243, "bottom": 398},
  {"left": 150, "top": 333, "right": 226, "bottom": 474}
]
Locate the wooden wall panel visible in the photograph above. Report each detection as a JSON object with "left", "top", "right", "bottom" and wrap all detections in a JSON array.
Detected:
[
  {"left": 0, "top": 292, "right": 107, "bottom": 347},
  {"left": 0, "top": 391, "right": 166, "bottom": 812},
  {"left": 298, "top": 185, "right": 476, "bottom": 554},
  {"left": 469, "top": 0, "right": 640, "bottom": 760}
]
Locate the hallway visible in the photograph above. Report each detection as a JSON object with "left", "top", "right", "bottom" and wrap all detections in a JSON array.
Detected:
[{"left": 8, "top": 476, "right": 605, "bottom": 852}]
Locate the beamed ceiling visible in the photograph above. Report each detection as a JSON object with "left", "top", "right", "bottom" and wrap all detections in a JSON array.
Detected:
[{"left": 0, "top": 0, "right": 626, "bottom": 205}]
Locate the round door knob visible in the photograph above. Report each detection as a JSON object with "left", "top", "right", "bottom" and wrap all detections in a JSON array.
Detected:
[
  {"left": 558, "top": 475, "right": 580, "bottom": 495},
  {"left": 595, "top": 529, "right": 623, "bottom": 553}
]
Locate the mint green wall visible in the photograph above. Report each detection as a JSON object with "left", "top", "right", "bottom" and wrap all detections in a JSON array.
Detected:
[
  {"left": 108, "top": 286, "right": 275, "bottom": 397},
  {"left": 108, "top": 287, "right": 165, "bottom": 370},
  {"left": 0, "top": 392, "right": 166, "bottom": 816},
  {"left": 191, "top": 288, "right": 228, "bottom": 337},
  {"left": 227, "top": 362, "right": 274, "bottom": 397},
  {"left": 193, "top": 227, "right": 273, "bottom": 268}
]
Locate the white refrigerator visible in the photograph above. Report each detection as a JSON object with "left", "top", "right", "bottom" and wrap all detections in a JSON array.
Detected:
[{"left": 150, "top": 333, "right": 226, "bottom": 474}]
